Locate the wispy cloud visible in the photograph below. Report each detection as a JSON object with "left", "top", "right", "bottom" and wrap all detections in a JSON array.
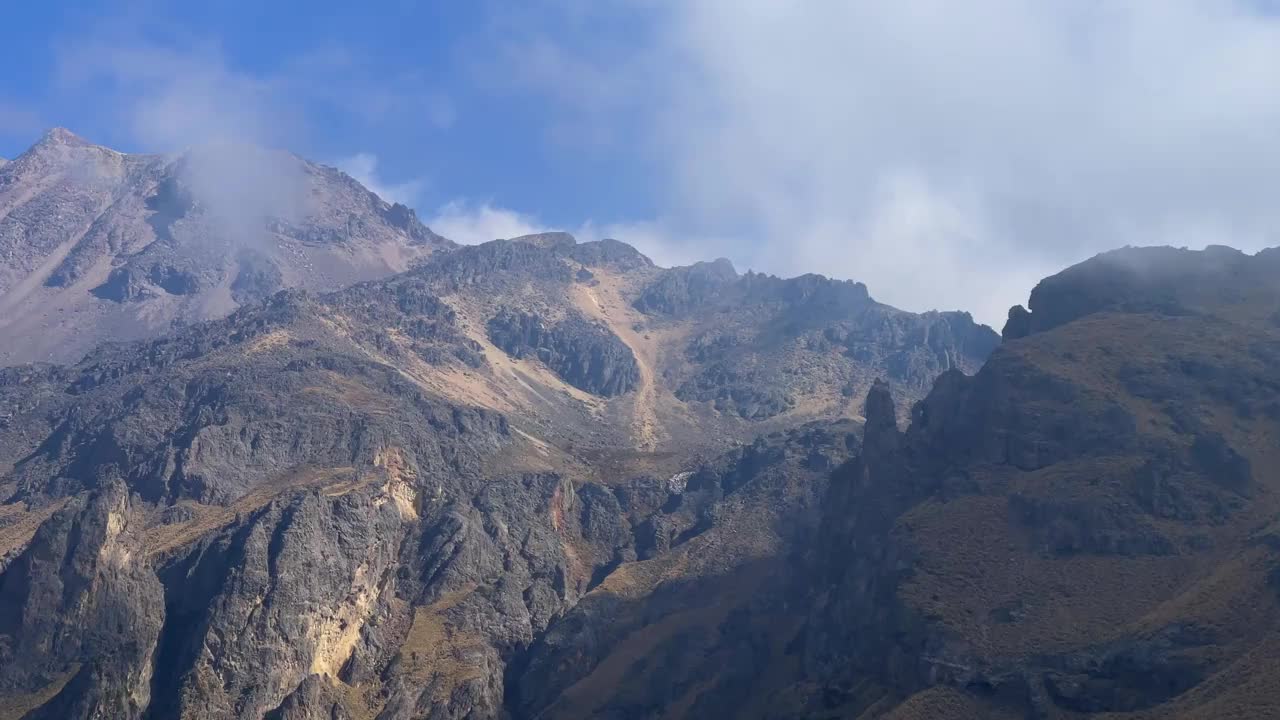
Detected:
[
  {"left": 49, "top": 26, "right": 453, "bottom": 249},
  {"left": 574, "top": 219, "right": 709, "bottom": 269},
  {"left": 53, "top": 35, "right": 308, "bottom": 245}
]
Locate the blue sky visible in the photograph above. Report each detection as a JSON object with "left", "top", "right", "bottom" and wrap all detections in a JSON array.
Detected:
[
  {"left": 0, "top": 1, "right": 663, "bottom": 228},
  {"left": 4, "top": 1, "right": 1280, "bottom": 325}
]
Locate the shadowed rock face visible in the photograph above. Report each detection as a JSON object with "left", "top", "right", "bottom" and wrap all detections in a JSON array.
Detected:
[
  {"left": 486, "top": 308, "right": 641, "bottom": 397},
  {"left": 792, "top": 246, "right": 1280, "bottom": 719},
  {"left": 0, "top": 483, "right": 163, "bottom": 720},
  {"left": 1002, "top": 245, "right": 1280, "bottom": 340}
]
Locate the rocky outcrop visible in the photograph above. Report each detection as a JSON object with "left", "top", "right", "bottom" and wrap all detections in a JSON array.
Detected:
[
  {"left": 33, "top": 128, "right": 1280, "bottom": 720},
  {"left": 633, "top": 258, "right": 738, "bottom": 316},
  {"left": 487, "top": 308, "right": 641, "bottom": 397},
  {"left": 1001, "top": 245, "right": 1280, "bottom": 339},
  {"left": 675, "top": 363, "right": 795, "bottom": 419},
  {"left": 655, "top": 267, "right": 999, "bottom": 421},
  {"left": 0, "top": 217, "right": 1004, "bottom": 718}
]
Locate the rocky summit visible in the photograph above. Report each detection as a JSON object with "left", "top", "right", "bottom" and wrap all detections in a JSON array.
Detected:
[
  {"left": 0, "top": 128, "right": 451, "bottom": 367},
  {"left": 0, "top": 131, "right": 1276, "bottom": 720}
]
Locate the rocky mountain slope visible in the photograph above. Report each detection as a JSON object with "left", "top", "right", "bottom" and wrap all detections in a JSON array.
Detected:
[
  {"left": 0, "top": 129, "right": 999, "bottom": 718},
  {"left": 8, "top": 127, "right": 1275, "bottom": 719},
  {"left": 493, "top": 245, "right": 1280, "bottom": 720},
  {"left": 0, "top": 129, "right": 450, "bottom": 366}
]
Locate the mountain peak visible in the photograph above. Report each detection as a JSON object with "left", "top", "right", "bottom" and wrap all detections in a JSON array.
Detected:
[{"left": 37, "top": 126, "right": 91, "bottom": 148}]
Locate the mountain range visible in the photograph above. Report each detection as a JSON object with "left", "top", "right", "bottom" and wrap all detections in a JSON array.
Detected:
[{"left": 0, "top": 130, "right": 1276, "bottom": 719}]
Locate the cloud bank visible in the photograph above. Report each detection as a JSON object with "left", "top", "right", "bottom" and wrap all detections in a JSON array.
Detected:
[
  {"left": 25, "top": 2, "right": 1280, "bottom": 326},
  {"left": 503, "top": 0, "right": 1280, "bottom": 324}
]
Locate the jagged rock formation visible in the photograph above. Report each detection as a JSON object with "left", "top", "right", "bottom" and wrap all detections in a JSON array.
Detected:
[
  {"left": 0, "top": 261, "right": 863, "bottom": 719},
  {"left": 486, "top": 308, "right": 641, "bottom": 397},
  {"left": 0, "top": 128, "right": 451, "bottom": 366},
  {"left": 642, "top": 262, "right": 999, "bottom": 423}
]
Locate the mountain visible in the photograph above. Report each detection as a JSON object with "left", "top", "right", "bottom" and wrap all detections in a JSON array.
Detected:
[
  {"left": 0, "top": 128, "right": 450, "bottom": 366},
  {"left": 11, "top": 127, "right": 1275, "bottom": 719},
  {"left": 0, "top": 129, "right": 1000, "bottom": 719}
]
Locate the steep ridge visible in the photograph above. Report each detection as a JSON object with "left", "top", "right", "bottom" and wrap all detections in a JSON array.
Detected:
[{"left": 0, "top": 128, "right": 450, "bottom": 366}]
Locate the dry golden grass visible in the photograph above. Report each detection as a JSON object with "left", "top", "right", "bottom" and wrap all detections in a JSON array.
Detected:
[
  {"left": 397, "top": 587, "right": 488, "bottom": 701},
  {"left": 0, "top": 498, "right": 69, "bottom": 558},
  {"left": 243, "top": 329, "right": 292, "bottom": 355},
  {"left": 546, "top": 560, "right": 775, "bottom": 719},
  {"left": 569, "top": 274, "right": 665, "bottom": 449},
  {"left": 878, "top": 686, "right": 1023, "bottom": 720},
  {"left": 0, "top": 664, "right": 78, "bottom": 720},
  {"left": 145, "top": 465, "right": 355, "bottom": 557}
]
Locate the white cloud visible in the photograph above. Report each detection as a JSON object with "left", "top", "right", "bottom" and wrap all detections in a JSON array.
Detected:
[
  {"left": 426, "top": 201, "right": 547, "bottom": 245},
  {"left": 336, "top": 152, "right": 426, "bottom": 206},
  {"left": 56, "top": 39, "right": 287, "bottom": 151},
  {"left": 501, "top": 0, "right": 1280, "bottom": 325},
  {"left": 574, "top": 219, "right": 709, "bottom": 269}
]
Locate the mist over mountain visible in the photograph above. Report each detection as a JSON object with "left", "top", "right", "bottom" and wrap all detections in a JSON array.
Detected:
[
  {"left": 0, "top": 129, "right": 449, "bottom": 366},
  {"left": 0, "top": 125, "right": 1277, "bottom": 720}
]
